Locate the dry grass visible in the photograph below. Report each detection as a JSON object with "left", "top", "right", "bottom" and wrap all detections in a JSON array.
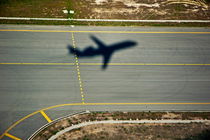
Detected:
[
  {"left": 71, "top": 0, "right": 210, "bottom": 20},
  {"left": 0, "top": 0, "right": 209, "bottom": 20},
  {"left": 0, "top": 0, "right": 67, "bottom": 18},
  {"left": 33, "top": 112, "right": 210, "bottom": 140},
  {"left": 57, "top": 123, "right": 210, "bottom": 140},
  {"left": 0, "top": 0, "right": 210, "bottom": 26}
]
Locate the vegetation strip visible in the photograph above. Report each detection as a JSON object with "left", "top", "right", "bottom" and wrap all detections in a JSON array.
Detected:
[
  {"left": 1, "top": 17, "right": 210, "bottom": 23},
  {"left": 48, "top": 120, "right": 210, "bottom": 140},
  {"left": 32, "top": 111, "right": 210, "bottom": 139},
  {"left": 1, "top": 20, "right": 210, "bottom": 26}
]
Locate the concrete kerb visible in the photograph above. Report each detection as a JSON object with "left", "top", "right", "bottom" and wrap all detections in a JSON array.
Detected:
[
  {"left": 28, "top": 110, "right": 90, "bottom": 140},
  {"left": 1, "top": 17, "right": 210, "bottom": 23}
]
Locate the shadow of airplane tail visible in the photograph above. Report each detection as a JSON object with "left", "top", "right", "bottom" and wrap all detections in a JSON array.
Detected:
[
  {"left": 67, "top": 45, "right": 84, "bottom": 56},
  {"left": 67, "top": 45, "right": 75, "bottom": 54}
]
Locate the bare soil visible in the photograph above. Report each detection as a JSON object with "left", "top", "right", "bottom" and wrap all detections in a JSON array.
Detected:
[
  {"left": 0, "top": 0, "right": 67, "bottom": 18},
  {"left": 33, "top": 112, "right": 210, "bottom": 140},
  {"left": 0, "top": 0, "right": 210, "bottom": 20},
  {"left": 71, "top": 0, "right": 210, "bottom": 20},
  {"left": 56, "top": 123, "right": 210, "bottom": 140}
]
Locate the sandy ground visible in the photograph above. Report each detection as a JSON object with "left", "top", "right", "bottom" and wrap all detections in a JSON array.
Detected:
[
  {"left": 56, "top": 123, "right": 210, "bottom": 140},
  {"left": 0, "top": 0, "right": 209, "bottom": 19},
  {"left": 78, "top": 0, "right": 210, "bottom": 19},
  {"left": 33, "top": 112, "right": 210, "bottom": 139}
]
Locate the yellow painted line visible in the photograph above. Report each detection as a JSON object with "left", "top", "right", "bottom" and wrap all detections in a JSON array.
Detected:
[
  {"left": 0, "top": 111, "right": 39, "bottom": 139},
  {"left": 0, "top": 29, "right": 210, "bottom": 34},
  {"left": 80, "top": 63, "right": 210, "bottom": 66},
  {"left": 71, "top": 33, "right": 85, "bottom": 103},
  {"left": 4, "top": 133, "right": 21, "bottom": 140},
  {"left": 40, "top": 111, "right": 52, "bottom": 123},
  {"left": 1, "top": 63, "right": 210, "bottom": 66},
  {"left": 83, "top": 102, "right": 210, "bottom": 105},
  {"left": 0, "top": 63, "right": 75, "bottom": 65},
  {"left": 1, "top": 102, "right": 210, "bottom": 139}
]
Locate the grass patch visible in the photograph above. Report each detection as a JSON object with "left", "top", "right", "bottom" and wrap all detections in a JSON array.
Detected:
[
  {"left": 0, "top": 19, "right": 210, "bottom": 27},
  {"left": 205, "top": 0, "right": 210, "bottom": 3},
  {"left": 0, "top": 0, "right": 210, "bottom": 27},
  {"left": 0, "top": 0, "right": 67, "bottom": 18},
  {"left": 33, "top": 111, "right": 210, "bottom": 139}
]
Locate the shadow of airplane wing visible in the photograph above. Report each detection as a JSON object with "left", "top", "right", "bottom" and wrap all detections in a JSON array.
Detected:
[{"left": 91, "top": 35, "right": 106, "bottom": 48}]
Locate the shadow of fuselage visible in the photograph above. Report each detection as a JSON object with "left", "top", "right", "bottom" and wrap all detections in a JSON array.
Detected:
[{"left": 68, "top": 36, "right": 137, "bottom": 69}]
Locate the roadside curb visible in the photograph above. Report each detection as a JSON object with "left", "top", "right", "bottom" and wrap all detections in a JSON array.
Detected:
[{"left": 28, "top": 110, "right": 90, "bottom": 140}]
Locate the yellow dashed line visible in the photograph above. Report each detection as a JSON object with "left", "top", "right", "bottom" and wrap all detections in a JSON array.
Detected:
[
  {"left": 4, "top": 133, "right": 21, "bottom": 140},
  {"left": 0, "top": 29, "right": 210, "bottom": 34},
  {"left": 40, "top": 110, "right": 52, "bottom": 123},
  {"left": 71, "top": 33, "right": 85, "bottom": 104}
]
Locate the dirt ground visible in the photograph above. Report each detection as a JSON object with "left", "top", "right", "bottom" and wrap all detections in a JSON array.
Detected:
[
  {"left": 33, "top": 112, "right": 210, "bottom": 140},
  {"left": 72, "top": 0, "right": 210, "bottom": 20},
  {"left": 56, "top": 123, "right": 210, "bottom": 140},
  {"left": 0, "top": 0, "right": 210, "bottom": 20},
  {"left": 0, "top": 0, "right": 67, "bottom": 18}
]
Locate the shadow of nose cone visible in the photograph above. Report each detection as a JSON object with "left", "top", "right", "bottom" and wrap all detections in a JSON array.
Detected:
[
  {"left": 67, "top": 45, "right": 75, "bottom": 54},
  {"left": 121, "top": 41, "right": 138, "bottom": 49}
]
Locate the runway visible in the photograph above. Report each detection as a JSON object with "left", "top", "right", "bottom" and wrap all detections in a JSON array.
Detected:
[{"left": 0, "top": 25, "right": 210, "bottom": 139}]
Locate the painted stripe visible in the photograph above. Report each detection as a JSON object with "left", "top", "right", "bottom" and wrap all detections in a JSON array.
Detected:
[
  {"left": 1, "top": 102, "right": 210, "bottom": 139},
  {"left": 0, "top": 111, "right": 40, "bottom": 139},
  {"left": 71, "top": 33, "right": 85, "bottom": 103},
  {"left": 83, "top": 102, "right": 210, "bottom": 105},
  {"left": 4, "top": 133, "right": 21, "bottom": 140},
  {"left": 79, "top": 63, "right": 210, "bottom": 66},
  {"left": 41, "top": 102, "right": 210, "bottom": 112},
  {"left": 40, "top": 111, "right": 52, "bottom": 123},
  {"left": 0, "top": 63, "right": 210, "bottom": 66},
  {"left": 0, "top": 29, "right": 210, "bottom": 34},
  {"left": 0, "top": 63, "right": 75, "bottom": 65}
]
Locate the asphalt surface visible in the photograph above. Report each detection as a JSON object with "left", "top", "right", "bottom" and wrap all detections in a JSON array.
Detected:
[{"left": 0, "top": 25, "right": 210, "bottom": 139}]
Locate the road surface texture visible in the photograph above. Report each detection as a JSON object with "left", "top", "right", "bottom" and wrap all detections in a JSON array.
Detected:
[{"left": 0, "top": 25, "right": 210, "bottom": 139}]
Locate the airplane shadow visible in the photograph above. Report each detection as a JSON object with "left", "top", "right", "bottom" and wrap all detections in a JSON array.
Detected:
[{"left": 67, "top": 35, "right": 137, "bottom": 70}]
